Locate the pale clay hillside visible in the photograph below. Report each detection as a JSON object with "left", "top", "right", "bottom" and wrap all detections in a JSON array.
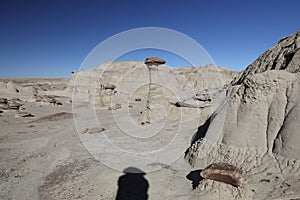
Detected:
[{"left": 0, "top": 30, "right": 299, "bottom": 200}]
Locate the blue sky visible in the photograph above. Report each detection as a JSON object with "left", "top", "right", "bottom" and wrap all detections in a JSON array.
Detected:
[{"left": 0, "top": 0, "right": 299, "bottom": 78}]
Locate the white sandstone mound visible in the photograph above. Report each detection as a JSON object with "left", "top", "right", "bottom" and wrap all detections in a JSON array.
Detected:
[{"left": 185, "top": 30, "right": 300, "bottom": 200}]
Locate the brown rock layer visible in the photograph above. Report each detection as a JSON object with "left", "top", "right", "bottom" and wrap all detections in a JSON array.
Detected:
[
  {"left": 200, "top": 162, "right": 246, "bottom": 187},
  {"left": 144, "top": 57, "right": 166, "bottom": 65}
]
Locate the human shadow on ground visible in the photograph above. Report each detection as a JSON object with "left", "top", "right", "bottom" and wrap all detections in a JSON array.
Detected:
[
  {"left": 116, "top": 167, "right": 149, "bottom": 200},
  {"left": 186, "top": 169, "right": 204, "bottom": 189}
]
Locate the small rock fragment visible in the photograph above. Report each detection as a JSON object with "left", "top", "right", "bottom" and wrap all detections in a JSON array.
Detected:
[
  {"left": 114, "top": 103, "right": 122, "bottom": 109},
  {"left": 8, "top": 103, "right": 22, "bottom": 110},
  {"left": 108, "top": 103, "right": 122, "bottom": 110},
  {"left": 56, "top": 101, "right": 62, "bottom": 106},
  {"left": 47, "top": 98, "right": 56, "bottom": 104},
  {"left": 141, "top": 121, "right": 150, "bottom": 125},
  {"left": 173, "top": 101, "right": 198, "bottom": 108},
  {"left": 194, "top": 93, "right": 212, "bottom": 102},
  {"left": 30, "top": 95, "right": 42, "bottom": 102},
  {"left": 15, "top": 111, "right": 34, "bottom": 118},
  {"left": 102, "top": 84, "right": 116, "bottom": 90},
  {"left": 10, "top": 98, "right": 22, "bottom": 104},
  {"left": 260, "top": 179, "right": 270, "bottom": 183},
  {"left": 0, "top": 98, "right": 8, "bottom": 104},
  {"left": 81, "top": 127, "right": 105, "bottom": 134}
]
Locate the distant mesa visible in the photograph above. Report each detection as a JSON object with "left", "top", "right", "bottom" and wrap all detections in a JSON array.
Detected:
[{"left": 144, "top": 57, "right": 166, "bottom": 65}]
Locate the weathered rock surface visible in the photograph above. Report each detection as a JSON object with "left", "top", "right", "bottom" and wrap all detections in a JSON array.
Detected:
[
  {"left": 232, "top": 30, "right": 300, "bottom": 85},
  {"left": 200, "top": 162, "right": 246, "bottom": 187},
  {"left": 185, "top": 30, "right": 300, "bottom": 199},
  {"left": 0, "top": 80, "right": 37, "bottom": 95}
]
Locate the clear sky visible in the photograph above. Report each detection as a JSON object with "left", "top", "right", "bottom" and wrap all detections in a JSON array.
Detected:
[{"left": 0, "top": 0, "right": 299, "bottom": 78}]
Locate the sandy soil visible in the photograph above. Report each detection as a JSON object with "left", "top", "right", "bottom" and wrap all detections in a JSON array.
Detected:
[{"left": 0, "top": 79, "right": 206, "bottom": 200}]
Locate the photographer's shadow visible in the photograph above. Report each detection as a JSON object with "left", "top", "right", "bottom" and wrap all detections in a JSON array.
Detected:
[{"left": 116, "top": 167, "right": 149, "bottom": 200}]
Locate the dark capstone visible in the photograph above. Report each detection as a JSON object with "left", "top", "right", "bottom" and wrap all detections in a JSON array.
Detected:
[{"left": 144, "top": 57, "right": 166, "bottom": 65}]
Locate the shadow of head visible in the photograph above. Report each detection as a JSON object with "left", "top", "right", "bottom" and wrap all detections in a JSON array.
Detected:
[
  {"left": 186, "top": 170, "right": 204, "bottom": 189},
  {"left": 116, "top": 167, "right": 149, "bottom": 200}
]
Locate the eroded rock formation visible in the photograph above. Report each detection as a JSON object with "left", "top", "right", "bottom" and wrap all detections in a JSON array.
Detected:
[{"left": 185, "top": 30, "right": 300, "bottom": 200}]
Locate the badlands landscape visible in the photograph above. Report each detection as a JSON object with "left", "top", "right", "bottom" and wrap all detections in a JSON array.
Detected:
[{"left": 0, "top": 30, "right": 299, "bottom": 200}]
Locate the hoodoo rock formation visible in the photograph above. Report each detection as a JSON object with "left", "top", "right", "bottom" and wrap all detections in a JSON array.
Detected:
[{"left": 68, "top": 61, "right": 237, "bottom": 127}]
